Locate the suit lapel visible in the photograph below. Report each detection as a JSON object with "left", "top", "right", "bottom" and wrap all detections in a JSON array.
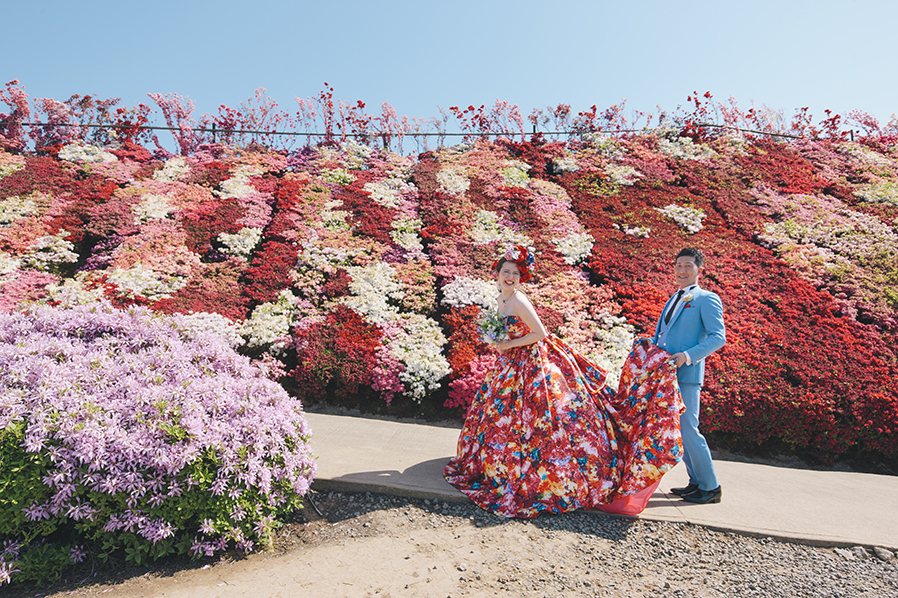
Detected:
[{"left": 669, "top": 286, "right": 700, "bottom": 327}]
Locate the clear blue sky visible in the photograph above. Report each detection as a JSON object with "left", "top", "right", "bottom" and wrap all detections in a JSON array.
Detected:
[{"left": 4, "top": 0, "right": 897, "bottom": 136}]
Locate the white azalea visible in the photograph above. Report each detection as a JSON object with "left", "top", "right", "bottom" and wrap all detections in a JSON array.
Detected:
[
  {"left": 854, "top": 180, "right": 898, "bottom": 205},
  {"left": 0, "top": 251, "right": 21, "bottom": 275},
  {"left": 500, "top": 161, "right": 531, "bottom": 188},
  {"left": 105, "top": 264, "right": 188, "bottom": 300},
  {"left": 440, "top": 277, "right": 498, "bottom": 309},
  {"left": 153, "top": 157, "right": 190, "bottom": 182},
  {"left": 42, "top": 274, "right": 106, "bottom": 306},
  {"left": 604, "top": 164, "right": 642, "bottom": 187},
  {"left": 23, "top": 233, "right": 79, "bottom": 270},
  {"left": 590, "top": 315, "right": 636, "bottom": 391},
  {"left": 613, "top": 223, "right": 651, "bottom": 238},
  {"left": 241, "top": 290, "right": 298, "bottom": 351},
  {"left": 320, "top": 200, "right": 352, "bottom": 231},
  {"left": 391, "top": 217, "right": 425, "bottom": 255},
  {"left": 657, "top": 136, "right": 716, "bottom": 161},
  {"left": 217, "top": 166, "right": 261, "bottom": 199},
  {"left": 340, "top": 262, "right": 404, "bottom": 323},
  {"left": 470, "top": 210, "right": 533, "bottom": 247},
  {"left": 0, "top": 196, "right": 37, "bottom": 225},
  {"left": 58, "top": 143, "right": 118, "bottom": 164},
  {"left": 218, "top": 227, "right": 263, "bottom": 259},
  {"left": 132, "top": 194, "right": 174, "bottom": 223},
  {"left": 551, "top": 156, "right": 580, "bottom": 173},
  {"left": 551, "top": 232, "right": 595, "bottom": 265},
  {"left": 320, "top": 167, "right": 354, "bottom": 186},
  {"left": 656, "top": 204, "right": 707, "bottom": 234},
  {"left": 436, "top": 165, "right": 470, "bottom": 195},
  {"left": 170, "top": 311, "right": 245, "bottom": 349},
  {"left": 390, "top": 314, "right": 452, "bottom": 401}
]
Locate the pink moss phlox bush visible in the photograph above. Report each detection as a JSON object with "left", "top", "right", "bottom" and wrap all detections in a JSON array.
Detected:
[{"left": 0, "top": 302, "right": 315, "bottom": 586}]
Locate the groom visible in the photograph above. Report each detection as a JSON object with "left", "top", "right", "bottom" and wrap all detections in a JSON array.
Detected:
[{"left": 653, "top": 248, "right": 726, "bottom": 504}]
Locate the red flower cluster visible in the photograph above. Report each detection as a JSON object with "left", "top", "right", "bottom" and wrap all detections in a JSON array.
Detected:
[
  {"left": 561, "top": 137, "right": 898, "bottom": 462},
  {"left": 291, "top": 304, "right": 383, "bottom": 403},
  {"left": 242, "top": 240, "right": 298, "bottom": 303}
]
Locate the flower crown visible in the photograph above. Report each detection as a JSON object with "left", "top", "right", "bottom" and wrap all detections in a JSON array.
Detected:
[{"left": 492, "top": 244, "right": 535, "bottom": 282}]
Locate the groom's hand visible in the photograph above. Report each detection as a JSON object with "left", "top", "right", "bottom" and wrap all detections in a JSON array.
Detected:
[{"left": 672, "top": 352, "right": 688, "bottom": 367}]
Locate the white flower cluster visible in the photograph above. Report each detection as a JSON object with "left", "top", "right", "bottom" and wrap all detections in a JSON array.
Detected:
[
  {"left": 390, "top": 217, "right": 425, "bottom": 254},
  {"left": 320, "top": 167, "right": 355, "bottom": 186},
  {"left": 551, "top": 156, "right": 580, "bottom": 173},
  {"left": 440, "top": 276, "right": 498, "bottom": 309},
  {"left": 297, "top": 237, "right": 358, "bottom": 270},
  {"left": 42, "top": 274, "right": 107, "bottom": 306},
  {"left": 217, "top": 227, "right": 263, "bottom": 259},
  {"left": 23, "top": 233, "right": 79, "bottom": 270},
  {"left": 530, "top": 179, "right": 573, "bottom": 206},
  {"left": 657, "top": 136, "right": 716, "bottom": 161},
  {"left": 469, "top": 209, "right": 533, "bottom": 247},
  {"left": 436, "top": 165, "right": 470, "bottom": 195},
  {"left": 854, "top": 179, "right": 898, "bottom": 205},
  {"left": 613, "top": 223, "right": 651, "bottom": 238},
  {"left": 132, "top": 194, "right": 174, "bottom": 223},
  {"left": 722, "top": 133, "right": 749, "bottom": 155},
  {"left": 656, "top": 204, "right": 707, "bottom": 234},
  {"left": 0, "top": 251, "right": 21, "bottom": 275},
  {"left": 153, "top": 157, "right": 190, "bottom": 182},
  {"left": 604, "top": 164, "right": 642, "bottom": 187},
  {"left": 0, "top": 159, "right": 24, "bottom": 179},
  {"left": 58, "top": 143, "right": 118, "bottom": 164},
  {"left": 170, "top": 311, "right": 245, "bottom": 349},
  {"left": 329, "top": 261, "right": 451, "bottom": 400},
  {"left": 105, "top": 264, "right": 188, "bottom": 300},
  {"left": 217, "top": 166, "right": 261, "bottom": 200},
  {"left": 0, "top": 195, "right": 36, "bottom": 225},
  {"left": 590, "top": 314, "right": 636, "bottom": 391},
  {"left": 838, "top": 142, "right": 894, "bottom": 167},
  {"left": 320, "top": 200, "right": 351, "bottom": 231},
  {"left": 551, "top": 232, "right": 595, "bottom": 265},
  {"left": 339, "top": 139, "right": 374, "bottom": 169},
  {"left": 760, "top": 204, "right": 897, "bottom": 259},
  {"left": 340, "top": 262, "right": 405, "bottom": 323},
  {"left": 363, "top": 176, "right": 416, "bottom": 209},
  {"left": 581, "top": 132, "right": 623, "bottom": 158},
  {"left": 240, "top": 290, "right": 297, "bottom": 350},
  {"left": 390, "top": 314, "right": 452, "bottom": 401},
  {"left": 500, "top": 161, "right": 531, "bottom": 188}
]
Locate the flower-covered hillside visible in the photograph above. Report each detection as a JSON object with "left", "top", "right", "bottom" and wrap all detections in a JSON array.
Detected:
[{"left": 1, "top": 129, "right": 897, "bottom": 463}]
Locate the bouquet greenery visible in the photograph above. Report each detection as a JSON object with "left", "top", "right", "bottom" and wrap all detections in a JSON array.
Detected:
[{"left": 477, "top": 307, "right": 509, "bottom": 346}]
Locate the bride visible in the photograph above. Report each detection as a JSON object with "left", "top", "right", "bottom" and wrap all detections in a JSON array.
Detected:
[{"left": 443, "top": 245, "right": 684, "bottom": 518}]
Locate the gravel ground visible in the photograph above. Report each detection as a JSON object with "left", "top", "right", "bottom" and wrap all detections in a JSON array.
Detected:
[{"left": 14, "top": 490, "right": 898, "bottom": 598}]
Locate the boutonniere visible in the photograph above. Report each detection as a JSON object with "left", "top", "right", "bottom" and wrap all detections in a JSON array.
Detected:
[{"left": 682, "top": 293, "right": 695, "bottom": 303}]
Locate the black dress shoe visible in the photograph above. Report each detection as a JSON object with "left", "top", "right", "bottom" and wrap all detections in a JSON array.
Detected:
[
  {"left": 670, "top": 483, "right": 699, "bottom": 496},
  {"left": 682, "top": 486, "right": 722, "bottom": 504}
]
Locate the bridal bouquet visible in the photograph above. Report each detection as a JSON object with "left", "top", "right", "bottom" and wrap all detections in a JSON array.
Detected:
[{"left": 477, "top": 307, "right": 509, "bottom": 346}]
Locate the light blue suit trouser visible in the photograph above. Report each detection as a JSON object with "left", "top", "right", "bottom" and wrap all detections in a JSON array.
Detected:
[{"left": 679, "top": 383, "right": 719, "bottom": 490}]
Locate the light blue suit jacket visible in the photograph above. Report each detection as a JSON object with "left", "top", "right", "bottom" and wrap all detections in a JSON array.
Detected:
[{"left": 653, "top": 286, "right": 726, "bottom": 385}]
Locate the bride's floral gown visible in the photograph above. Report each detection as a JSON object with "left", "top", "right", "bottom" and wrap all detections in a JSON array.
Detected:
[{"left": 444, "top": 315, "right": 684, "bottom": 518}]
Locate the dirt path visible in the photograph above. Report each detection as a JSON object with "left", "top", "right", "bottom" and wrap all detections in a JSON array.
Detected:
[{"left": 11, "top": 490, "right": 898, "bottom": 598}]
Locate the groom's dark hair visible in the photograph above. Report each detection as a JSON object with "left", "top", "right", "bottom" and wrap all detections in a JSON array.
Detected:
[{"left": 676, "top": 247, "right": 704, "bottom": 268}]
